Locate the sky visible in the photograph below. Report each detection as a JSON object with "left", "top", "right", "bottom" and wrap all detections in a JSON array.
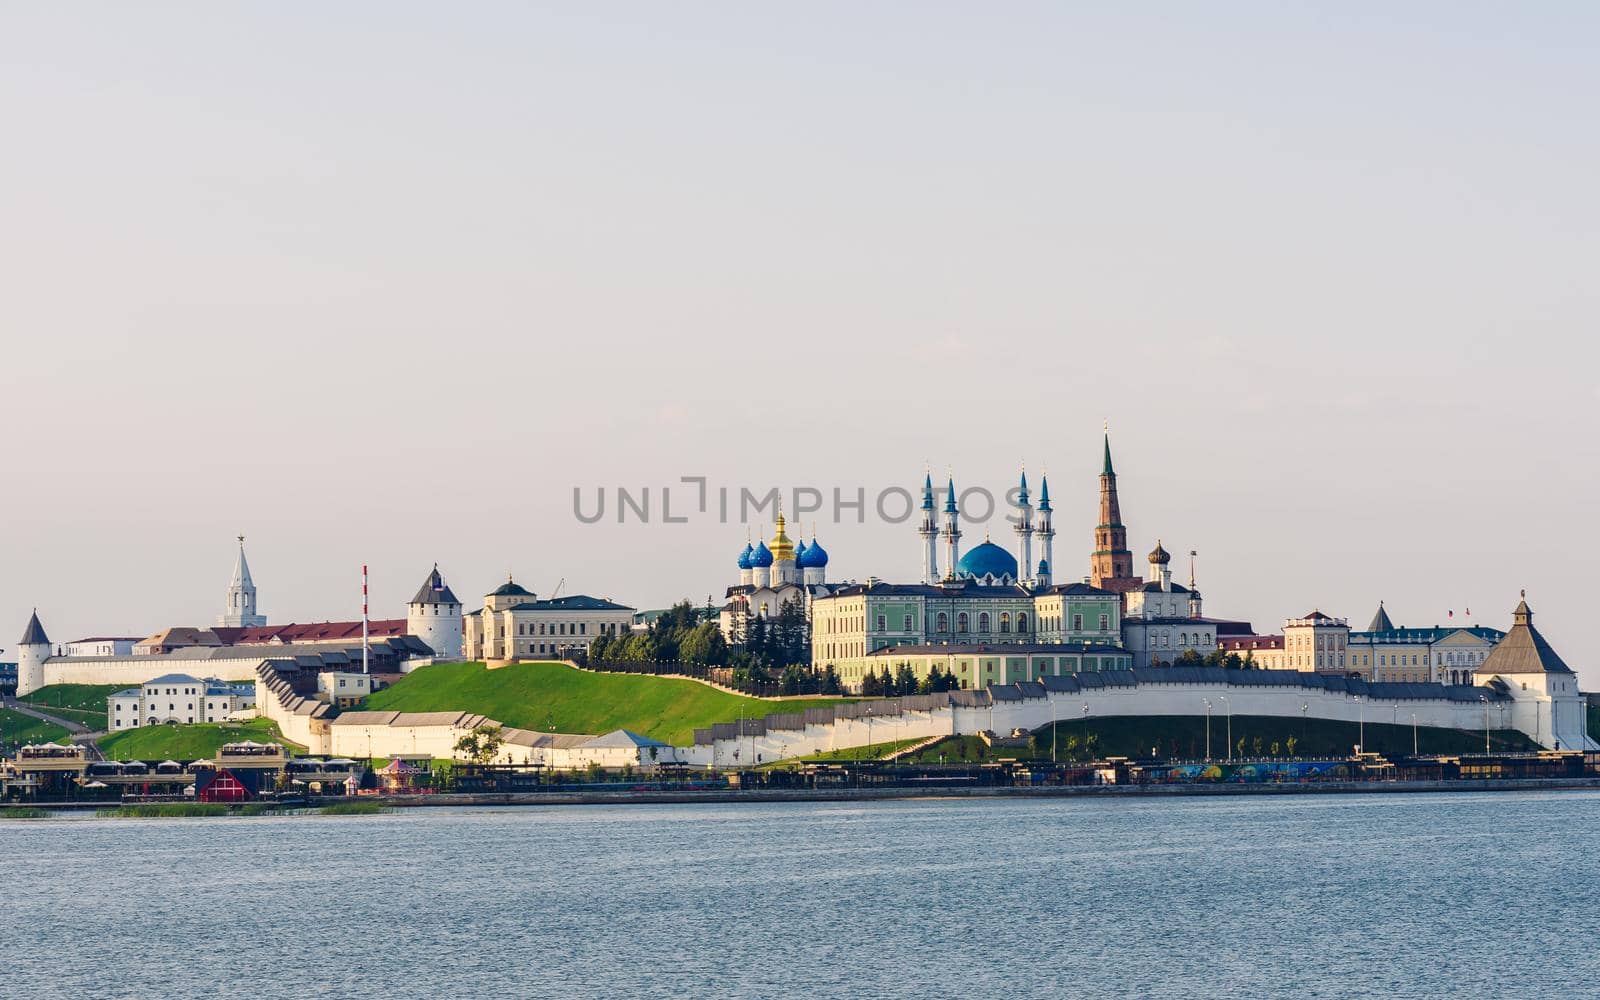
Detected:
[{"left": 1, "top": 4, "right": 1596, "bottom": 684}]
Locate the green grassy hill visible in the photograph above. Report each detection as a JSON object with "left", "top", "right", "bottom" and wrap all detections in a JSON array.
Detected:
[
  {"left": 21, "top": 683, "right": 126, "bottom": 731},
  {"left": 0, "top": 708, "right": 73, "bottom": 748},
  {"left": 99, "top": 718, "right": 299, "bottom": 761},
  {"left": 364, "top": 661, "right": 855, "bottom": 746}
]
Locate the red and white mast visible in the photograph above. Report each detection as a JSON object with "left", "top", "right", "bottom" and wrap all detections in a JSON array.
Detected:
[{"left": 362, "top": 563, "right": 370, "bottom": 675}]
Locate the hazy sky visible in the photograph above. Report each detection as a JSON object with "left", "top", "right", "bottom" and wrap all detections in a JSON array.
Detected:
[{"left": 2, "top": 5, "right": 1596, "bottom": 684}]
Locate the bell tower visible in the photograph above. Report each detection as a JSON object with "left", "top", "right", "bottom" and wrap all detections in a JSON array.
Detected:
[{"left": 1090, "top": 430, "right": 1137, "bottom": 591}]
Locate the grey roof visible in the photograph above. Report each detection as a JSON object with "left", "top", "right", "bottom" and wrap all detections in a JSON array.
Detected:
[
  {"left": 508, "top": 595, "right": 635, "bottom": 612},
  {"left": 580, "top": 729, "right": 668, "bottom": 749},
  {"left": 143, "top": 672, "right": 205, "bottom": 686},
  {"left": 20, "top": 610, "right": 49, "bottom": 645},
  {"left": 867, "top": 642, "right": 1131, "bottom": 657},
  {"left": 409, "top": 565, "right": 460, "bottom": 606},
  {"left": 1477, "top": 600, "right": 1572, "bottom": 675},
  {"left": 1368, "top": 603, "right": 1395, "bottom": 632},
  {"left": 489, "top": 579, "right": 534, "bottom": 597}
]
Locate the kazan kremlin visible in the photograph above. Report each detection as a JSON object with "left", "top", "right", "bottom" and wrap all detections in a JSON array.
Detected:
[{"left": 9, "top": 433, "right": 1597, "bottom": 763}]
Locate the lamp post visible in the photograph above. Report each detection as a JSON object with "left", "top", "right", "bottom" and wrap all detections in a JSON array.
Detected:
[
  {"left": 1410, "top": 713, "right": 1418, "bottom": 755},
  {"left": 1300, "top": 702, "right": 1308, "bottom": 753},
  {"left": 1203, "top": 698, "right": 1212, "bottom": 761},
  {"left": 1356, "top": 695, "right": 1365, "bottom": 754},
  {"left": 1479, "top": 694, "right": 1490, "bottom": 754},
  {"left": 1219, "top": 696, "right": 1231, "bottom": 762},
  {"left": 1081, "top": 703, "right": 1090, "bottom": 760},
  {"left": 1050, "top": 690, "right": 1058, "bottom": 765}
]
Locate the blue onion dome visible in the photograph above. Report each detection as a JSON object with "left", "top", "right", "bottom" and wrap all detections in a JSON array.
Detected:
[
  {"left": 794, "top": 539, "right": 808, "bottom": 563},
  {"left": 737, "top": 543, "right": 753, "bottom": 570},
  {"left": 955, "top": 540, "right": 1018, "bottom": 582},
  {"left": 750, "top": 540, "right": 774, "bottom": 567},
  {"left": 799, "top": 537, "right": 829, "bottom": 567}
]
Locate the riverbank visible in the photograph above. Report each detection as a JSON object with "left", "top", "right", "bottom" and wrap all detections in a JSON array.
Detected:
[{"left": 22, "top": 775, "right": 1600, "bottom": 812}]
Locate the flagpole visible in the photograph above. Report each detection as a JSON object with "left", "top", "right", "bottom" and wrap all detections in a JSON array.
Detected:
[{"left": 362, "top": 564, "right": 370, "bottom": 676}]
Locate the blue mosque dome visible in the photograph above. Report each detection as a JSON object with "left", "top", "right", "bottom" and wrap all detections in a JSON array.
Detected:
[
  {"left": 1037, "top": 558, "right": 1050, "bottom": 575},
  {"left": 737, "top": 543, "right": 753, "bottom": 570},
  {"left": 955, "top": 540, "right": 1018, "bottom": 582},
  {"left": 799, "top": 537, "right": 829, "bottom": 568},
  {"left": 749, "top": 540, "right": 774, "bottom": 568}
]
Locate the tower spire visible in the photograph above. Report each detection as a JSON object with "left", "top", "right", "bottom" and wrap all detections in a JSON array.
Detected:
[{"left": 1090, "top": 427, "right": 1136, "bottom": 592}]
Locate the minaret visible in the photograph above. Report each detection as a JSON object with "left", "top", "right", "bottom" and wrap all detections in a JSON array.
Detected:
[
  {"left": 16, "top": 609, "right": 51, "bottom": 697},
  {"left": 1090, "top": 429, "right": 1136, "bottom": 590},
  {"left": 940, "top": 474, "right": 962, "bottom": 581},
  {"left": 918, "top": 471, "right": 939, "bottom": 584},
  {"left": 1013, "top": 467, "right": 1034, "bottom": 587},
  {"left": 217, "top": 535, "right": 267, "bottom": 628},
  {"left": 1035, "top": 475, "right": 1054, "bottom": 586}
]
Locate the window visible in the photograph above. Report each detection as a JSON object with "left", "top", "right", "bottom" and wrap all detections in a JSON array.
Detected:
[
  {"left": 1098, "top": 614, "right": 1109, "bottom": 630},
  {"left": 903, "top": 614, "right": 913, "bottom": 631},
  {"left": 957, "top": 613, "right": 969, "bottom": 633},
  {"left": 936, "top": 612, "right": 948, "bottom": 633},
  {"left": 876, "top": 615, "right": 886, "bottom": 632},
  {"left": 979, "top": 613, "right": 991, "bottom": 633},
  {"left": 1073, "top": 614, "right": 1083, "bottom": 631},
  {"left": 1017, "top": 613, "right": 1028, "bottom": 632},
  {"left": 999, "top": 612, "right": 1010, "bottom": 634}
]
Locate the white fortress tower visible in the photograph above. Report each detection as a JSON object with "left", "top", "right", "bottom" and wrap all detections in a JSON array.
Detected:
[
  {"left": 16, "top": 609, "right": 51, "bottom": 697},
  {"left": 407, "top": 564, "right": 463, "bottom": 661},
  {"left": 217, "top": 535, "right": 267, "bottom": 628}
]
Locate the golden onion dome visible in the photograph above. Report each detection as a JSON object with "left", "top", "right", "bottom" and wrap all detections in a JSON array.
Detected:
[{"left": 769, "top": 514, "right": 797, "bottom": 562}]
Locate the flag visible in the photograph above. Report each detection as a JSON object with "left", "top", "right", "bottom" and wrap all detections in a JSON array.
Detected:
[{"left": 1447, "top": 610, "right": 1453, "bottom": 619}]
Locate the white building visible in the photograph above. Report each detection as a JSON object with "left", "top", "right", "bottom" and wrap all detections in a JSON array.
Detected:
[
  {"left": 721, "top": 513, "right": 839, "bottom": 641},
  {"left": 462, "top": 578, "right": 636, "bottom": 661},
  {"left": 108, "top": 673, "right": 257, "bottom": 730},
  {"left": 217, "top": 536, "right": 267, "bottom": 628},
  {"left": 317, "top": 671, "right": 373, "bottom": 707},
  {"left": 1120, "top": 543, "right": 1218, "bottom": 667},
  {"left": 1348, "top": 603, "right": 1503, "bottom": 684},
  {"left": 62, "top": 637, "right": 141, "bottom": 658}
]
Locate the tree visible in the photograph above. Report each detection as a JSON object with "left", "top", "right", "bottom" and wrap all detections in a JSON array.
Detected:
[
  {"left": 894, "top": 663, "right": 917, "bottom": 697},
  {"left": 1286, "top": 736, "right": 1299, "bottom": 758},
  {"left": 1203, "top": 648, "right": 1226, "bottom": 667},
  {"left": 820, "top": 665, "right": 842, "bottom": 695},
  {"left": 1176, "top": 648, "right": 1203, "bottom": 665},
  {"left": 1236, "top": 737, "right": 1247, "bottom": 759},
  {"left": 1270, "top": 740, "right": 1282, "bottom": 757},
  {"left": 679, "top": 622, "right": 727, "bottom": 666},
  {"left": 1252, "top": 736, "right": 1264, "bottom": 757},
  {"left": 588, "top": 633, "right": 612, "bottom": 661},
  {"left": 860, "top": 670, "right": 883, "bottom": 697},
  {"left": 778, "top": 664, "right": 803, "bottom": 696},
  {"left": 454, "top": 723, "right": 506, "bottom": 766},
  {"left": 1223, "top": 652, "right": 1244, "bottom": 671}
]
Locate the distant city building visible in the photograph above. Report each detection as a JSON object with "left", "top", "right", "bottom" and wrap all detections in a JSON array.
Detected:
[
  {"left": 1219, "top": 611, "right": 1350, "bottom": 673},
  {"left": 462, "top": 577, "right": 635, "bottom": 661},
  {"left": 316, "top": 671, "right": 373, "bottom": 708},
  {"left": 1348, "top": 603, "right": 1504, "bottom": 685},
  {"left": 1120, "top": 542, "right": 1251, "bottom": 667},
  {"left": 62, "top": 637, "right": 141, "bottom": 658},
  {"left": 107, "top": 673, "right": 257, "bottom": 730}
]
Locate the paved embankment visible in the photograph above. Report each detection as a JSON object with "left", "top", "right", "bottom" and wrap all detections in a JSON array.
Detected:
[{"left": 380, "top": 776, "right": 1600, "bottom": 808}]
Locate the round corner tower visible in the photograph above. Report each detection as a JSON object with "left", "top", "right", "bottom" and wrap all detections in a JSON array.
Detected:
[
  {"left": 16, "top": 609, "right": 52, "bottom": 697},
  {"left": 407, "top": 564, "right": 463, "bottom": 661}
]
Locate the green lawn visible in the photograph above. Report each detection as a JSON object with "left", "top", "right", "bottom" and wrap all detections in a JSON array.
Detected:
[
  {"left": 365, "top": 661, "right": 857, "bottom": 746},
  {"left": 99, "top": 718, "right": 300, "bottom": 761},
  {"left": 22, "top": 683, "right": 126, "bottom": 715},
  {"left": 0, "top": 708, "right": 73, "bottom": 748}
]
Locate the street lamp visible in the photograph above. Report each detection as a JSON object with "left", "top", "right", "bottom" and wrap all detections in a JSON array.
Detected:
[
  {"left": 1219, "top": 696, "right": 1231, "bottom": 761},
  {"left": 1410, "top": 713, "right": 1418, "bottom": 755},
  {"left": 1356, "top": 695, "right": 1365, "bottom": 754},
  {"left": 1081, "top": 703, "right": 1090, "bottom": 760},
  {"left": 1050, "top": 689, "right": 1058, "bottom": 765},
  {"left": 1479, "top": 694, "right": 1490, "bottom": 754},
  {"left": 1203, "top": 698, "right": 1212, "bottom": 761}
]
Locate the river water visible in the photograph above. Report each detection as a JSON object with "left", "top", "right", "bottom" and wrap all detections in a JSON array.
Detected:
[{"left": 5, "top": 792, "right": 1598, "bottom": 998}]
